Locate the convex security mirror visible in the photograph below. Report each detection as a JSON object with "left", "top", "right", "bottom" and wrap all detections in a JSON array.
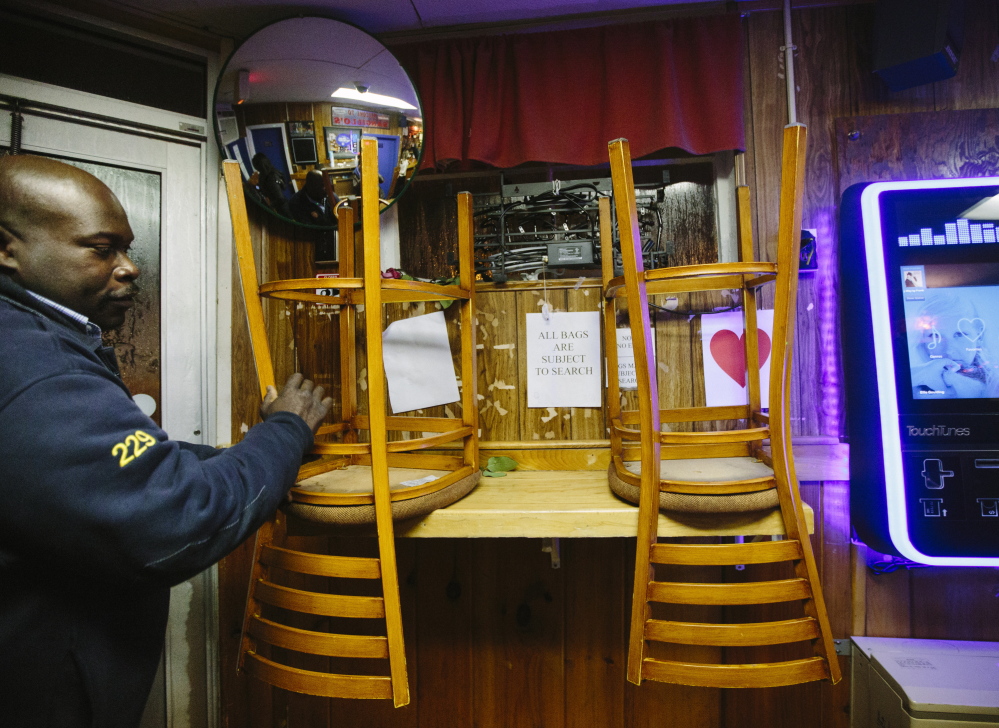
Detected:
[{"left": 213, "top": 16, "right": 424, "bottom": 230}]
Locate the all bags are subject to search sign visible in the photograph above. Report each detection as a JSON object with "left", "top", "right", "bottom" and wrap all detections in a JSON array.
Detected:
[{"left": 526, "top": 310, "right": 602, "bottom": 408}]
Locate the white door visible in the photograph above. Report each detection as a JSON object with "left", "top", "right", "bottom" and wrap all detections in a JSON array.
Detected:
[{"left": 1, "top": 74, "right": 220, "bottom": 728}]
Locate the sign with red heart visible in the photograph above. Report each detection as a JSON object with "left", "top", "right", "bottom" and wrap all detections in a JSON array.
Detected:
[
  {"left": 709, "top": 329, "right": 772, "bottom": 387},
  {"left": 700, "top": 310, "right": 774, "bottom": 407}
]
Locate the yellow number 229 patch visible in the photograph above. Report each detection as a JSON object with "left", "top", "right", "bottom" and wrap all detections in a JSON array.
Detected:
[{"left": 111, "top": 430, "right": 158, "bottom": 468}]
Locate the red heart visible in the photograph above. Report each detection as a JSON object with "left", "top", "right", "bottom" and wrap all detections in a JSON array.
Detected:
[{"left": 709, "top": 329, "right": 772, "bottom": 387}]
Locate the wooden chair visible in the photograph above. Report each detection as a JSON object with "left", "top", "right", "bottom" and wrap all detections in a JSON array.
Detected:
[
  {"left": 602, "top": 125, "right": 842, "bottom": 688},
  {"left": 222, "top": 137, "right": 479, "bottom": 705}
]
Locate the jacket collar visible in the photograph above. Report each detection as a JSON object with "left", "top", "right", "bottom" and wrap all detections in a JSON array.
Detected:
[{"left": 0, "top": 274, "right": 122, "bottom": 377}]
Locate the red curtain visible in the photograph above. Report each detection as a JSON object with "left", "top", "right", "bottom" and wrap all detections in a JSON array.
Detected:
[{"left": 394, "top": 13, "right": 745, "bottom": 170}]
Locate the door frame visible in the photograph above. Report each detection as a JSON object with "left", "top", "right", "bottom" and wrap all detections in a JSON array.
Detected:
[{"left": 363, "top": 131, "right": 400, "bottom": 197}]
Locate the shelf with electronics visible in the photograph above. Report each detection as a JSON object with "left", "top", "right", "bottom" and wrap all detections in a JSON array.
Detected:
[{"left": 397, "top": 152, "right": 726, "bottom": 288}]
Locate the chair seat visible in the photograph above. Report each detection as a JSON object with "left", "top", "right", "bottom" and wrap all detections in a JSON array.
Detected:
[
  {"left": 286, "top": 465, "right": 480, "bottom": 525},
  {"left": 627, "top": 456, "right": 774, "bottom": 483},
  {"left": 608, "top": 460, "right": 779, "bottom": 514}
]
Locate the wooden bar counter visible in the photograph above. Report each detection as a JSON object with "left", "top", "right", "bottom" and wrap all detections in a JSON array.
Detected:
[
  {"left": 396, "top": 469, "right": 812, "bottom": 538},
  {"left": 290, "top": 441, "right": 846, "bottom": 539}
]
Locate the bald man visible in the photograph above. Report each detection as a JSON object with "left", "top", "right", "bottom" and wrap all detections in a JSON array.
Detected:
[{"left": 0, "top": 155, "right": 332, "bottom": 728}]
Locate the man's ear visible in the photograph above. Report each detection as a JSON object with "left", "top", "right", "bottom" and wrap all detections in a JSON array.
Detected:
[{"left": 0, "top": 224, "right": 21, "bottom": 274}]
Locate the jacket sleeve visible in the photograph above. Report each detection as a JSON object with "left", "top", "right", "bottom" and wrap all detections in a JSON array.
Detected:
[
  {"left": 0, "top": 364, "right": 313, "bottom": 587},
  {"left": 177, "top": 440, "right": 225, "bottom": 460}
]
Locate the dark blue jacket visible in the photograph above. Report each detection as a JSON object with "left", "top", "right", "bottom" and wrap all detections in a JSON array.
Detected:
[{"left": 0, "top": 275, "right": 313, "bottom": 727}]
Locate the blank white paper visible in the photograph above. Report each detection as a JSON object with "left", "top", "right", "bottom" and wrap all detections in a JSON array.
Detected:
[{"left": 382, "top": 310, "right": 460, "bottom": 414}]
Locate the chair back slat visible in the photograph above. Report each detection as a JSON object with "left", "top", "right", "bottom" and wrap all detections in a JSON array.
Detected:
[
  {"left": 260, "top": 545, "right": 381, "bottom": 579},
  {"left": 647, "top": 578, "right": 812, "bottom": 605},
  {"left": 248, "top": 616, "right": 390, "bottom": 658},
  {"left": 255, "top": 580, "right": 386, "bottom": 618},
  {"left": 650, "top": 539, "right": 803, "bottom": 566},
  {"left": 644, "top": 617, "right": 820, "bottom": 646},
  {"left": 642, "top": 656, "right": 830, "bottom": 689},
  {"left": 245, "top": 654, "right": 394, "bottom": 699}
]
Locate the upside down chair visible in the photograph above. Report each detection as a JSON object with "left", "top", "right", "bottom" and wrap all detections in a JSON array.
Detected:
[
  {"left": 223, "top": 137, "right": 479, "bottom": 705},
  {"left": 602, "top": 125, "right": 842, "bottom": 688}
]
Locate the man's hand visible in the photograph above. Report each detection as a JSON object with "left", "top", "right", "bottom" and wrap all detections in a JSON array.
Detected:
[{"left": 259, "top": 373, "right": 333, "bottom": 434}]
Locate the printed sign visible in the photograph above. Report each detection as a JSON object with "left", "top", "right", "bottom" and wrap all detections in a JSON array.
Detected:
[
  {"left": 700, "top": 310, "right": 774, "bottom": 408},
  {"left": 526, "top": 311, "right": 601, "bottom": 408},
  {"left": 615, "top": 327, "right": 656, "bottom": 391},
  {"left": 315, "top": 272, "right": 339, "bottom": 297},
  {"left": 330, "top": 107, "right": 390, "bottom": 129}
]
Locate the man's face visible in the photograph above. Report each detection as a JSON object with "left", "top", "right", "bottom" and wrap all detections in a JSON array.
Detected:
[
  {"left": 305, "top": 174, "right": 325, "bottom": 200},
  {"left": 1, "top": 177, "right": 139, "bottom": 330}
]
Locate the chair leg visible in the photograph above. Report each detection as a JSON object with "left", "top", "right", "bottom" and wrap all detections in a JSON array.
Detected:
[
  {"left": 774, "top": 444, "right": 843, "bottom": 684},
  {"left": 359, "top": 136, "right": 410, "bottom": 707},
  {"left": 608, "top": 138, "right": 665, "bottom": 686}
]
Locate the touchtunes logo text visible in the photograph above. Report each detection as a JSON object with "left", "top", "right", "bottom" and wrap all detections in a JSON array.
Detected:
[{"left": 906, "top": 424, "right": 971, "bottom": 437}]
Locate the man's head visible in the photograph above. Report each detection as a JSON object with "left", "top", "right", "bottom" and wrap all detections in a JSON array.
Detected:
[
  {"left": 303, "top": 169, "right": 325, "bottom": 201},
  {"left": 0, "top": 155, "right": 139, "bottom": 330}
]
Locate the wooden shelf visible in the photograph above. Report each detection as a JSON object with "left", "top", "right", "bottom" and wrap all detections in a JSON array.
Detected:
[
  {"left": 396, "top": 470, "right": 813, "bottom": 538},
  {"left": 787, "top": 442, "right": 849, "bottom": 481}
]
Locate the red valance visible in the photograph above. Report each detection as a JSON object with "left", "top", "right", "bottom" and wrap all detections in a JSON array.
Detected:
[{"left": 394, "top": 13, "right": 745, "bottom": 170}]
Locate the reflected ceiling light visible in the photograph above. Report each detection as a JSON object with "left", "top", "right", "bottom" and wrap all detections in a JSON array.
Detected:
[{"left": 331, "top": 86, "right": 416, "bottom": 110}]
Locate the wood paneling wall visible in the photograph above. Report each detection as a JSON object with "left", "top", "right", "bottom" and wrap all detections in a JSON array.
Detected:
[
  {"left": 744, "top": 0, "right": 999, "bottom": 438},
  {"left": 220, "top": 3, "right": 999, "bottom": 726}
]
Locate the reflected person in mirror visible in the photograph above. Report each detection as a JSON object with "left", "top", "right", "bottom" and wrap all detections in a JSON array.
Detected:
[
  {"left": 0, "top": 154, "right": 332, "bottom": 728},
  {"left": 290, "top": 168, "right": 337, "bottom": 226},
  {"left": 250, "top": 152, "right": 292, "bottom": 219}
]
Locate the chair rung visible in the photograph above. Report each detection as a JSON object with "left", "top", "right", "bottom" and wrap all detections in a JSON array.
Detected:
[
  {"left": 248, "top": 615, "right": 389, "bottom": 658},
  {"left": 619, "top": 405, "right": 751, "bottom": 425},
  {"left": 663, "top": 405, "right": 752, "bottom": 423},
  {"left": 650, "top": 540, "right": 804, "bottom": 566},
  {"left": 644, "top": 261, "right": 777, "bottom": 282},
  {"left": 244, "top": 652, "right": 393, "bottom": 699},
  {"left": 659, "top": 479, "right": 774, "bottom": 495},
  {"left": 623, "top": 443, "right": 753, "bottom": 460},
  {"left": 647, "top": 578, "right": 812, "bottom": 605},
  {"left": 643, "top": 272, "right": 775, "bottom": 296},
  {"left": 641, "top": 656, "right": 830, "bottom": 688},
  {"left": 659, "top": 428, "right": 768, "bottom": 445},
  {"left": 260, "top": 545, "right": 382, "bottom": 579},
  {"left": 644, "top": 617, "right": 820, "bottom": 647},
  {"left": 255, "top": 579, "right": 385, "bottom": 618}
]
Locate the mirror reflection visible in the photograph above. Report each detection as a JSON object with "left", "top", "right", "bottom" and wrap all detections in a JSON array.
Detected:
[{"left": 213, "top": 16, "right": 424, "bottom": 229}]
